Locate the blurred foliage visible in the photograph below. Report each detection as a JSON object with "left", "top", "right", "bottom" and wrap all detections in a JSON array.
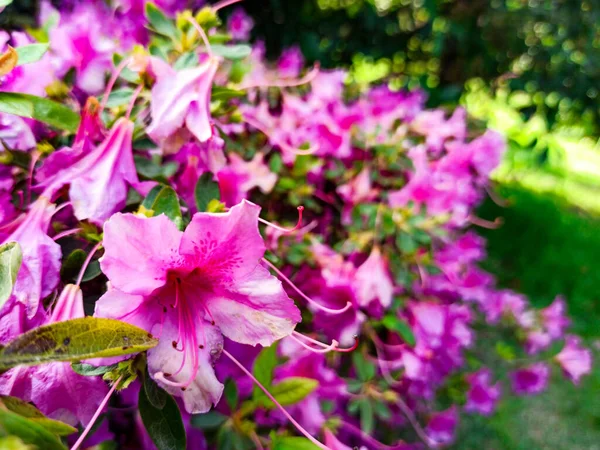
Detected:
[{"left": 239, "top": 0, "right": 600, "bottom": 133}]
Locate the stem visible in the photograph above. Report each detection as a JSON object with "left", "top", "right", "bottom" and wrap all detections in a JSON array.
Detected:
[
  {"left": 213, "top": 0, "right": 244, "bottom": 12},
  {"left": 70, "top": 375, "right": 122, "bottom": 450},
  {"left": 53, "top": 228, "right": 81, "bottom": 241},
  {"left": 261, "top": 258, "right": 352, "bottom": 314},
  {"left": 222, "top": 349, "right": 331, "bottom": 450},
  {"left": 258, "top": 206, "right": 304, "bottom": 233},
  {"left": 467, "top": 214, "right": 503, "bottom": 229},
  {"left": 239, "top": 64, "right": 320, "bottom": 90},
  {"left": 187, "top": 16, "right": 213, "bottom": 56},
  {"left": 76, "top": 241, "right": 102, "bottom": 286},
  {"left": 125, "top": 84, "right": 144, "bottom": 119},
  {"left": 99, "top": 57, "right": 131, "bottom": 116},
  {"left": 394, "top": 396, "right": 435, "bottom": 449}
]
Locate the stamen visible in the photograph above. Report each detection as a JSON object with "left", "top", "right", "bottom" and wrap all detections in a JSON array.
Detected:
[
  {"left": 261, "top": 258, "right": 353, "bottom": 314},
  {"left": 187, "top": 16, "right": 213, "bottom": 57},
  {"left": 53, "top": 228, "right": 81, "bottom": 241},
  {"left": 223, "top": 348, "right": 332, "bottom": 450},
  {"left": 75, "top": 242, "right": 103, "bottom": 286},
  {"left": 125, "top": 84, "right": 144, "bottom": 120},
  {"left": 258, "top": 206, "right": 303, "bottom": 233},
  {"left": 99, "top": 57, "right": 132, "bottom": 116},
  {"left": 52, "top": 201, "right": 72, "bottom": 216},
  {"left": 243, "top": 116, "right": 320, "bottom": 156},
  {"left": 212, "top": 0, "right": 244, "bottom": 12},
  {"left": 291, "top": 331, "right": 359, "bottom": 354},
  {"left": 485, "top": 185, "right": 509, "bottom": 207},
  {"left": 468, "top": 214, "right": 503, "bottom": 229},
  {"left": 239, "top": 63, "right": 320, "bottom": 90},
  {"left": 70, "top": 375, "right": 122, "bottom": 450}
]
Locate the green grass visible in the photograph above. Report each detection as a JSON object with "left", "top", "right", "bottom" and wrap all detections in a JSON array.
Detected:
[{"left": 453, "top": 183, "right": 600, "bottom": 449}]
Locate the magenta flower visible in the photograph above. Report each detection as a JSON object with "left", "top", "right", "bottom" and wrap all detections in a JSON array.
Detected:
[
  {"left": 277, "top": 46, "right": 304, "bottom": 78},
  {"left": 95, "top": 201, "right": 301, "bottom": 413},
  {"left": 511, "top": 363, "right": 550, "bottom": 395},
  {"left": 541, "top": 296, "right": 570, "bottom": 339},
  {"left": 37, "top": 117, "right": 140, "bottom": 224},
  {"left": 465, "top": 369, "right": 501, "bottom": 416},
  {"left": 227, "top": 8, "right": 254, "bottom": 41},
  {"left": 354, "top": 247, "right": 394, "bottom": 311},
  {"left": 147, "top": 55, "right": 221, "bottom": 151},
  {"left": 0, "top": 197, "right": 61, "bottom": 318},
  {"left": 555, "top": 335, "right": 592, "bottom": 384},
  {"left": 426, "top": 406, "right": 459, "bottom": 445},
  {"left": 218, "top": 153, "right": 277, "bottom": 207}
]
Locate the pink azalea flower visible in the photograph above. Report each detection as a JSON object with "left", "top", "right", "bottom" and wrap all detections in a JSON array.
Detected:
[
  {"left": 555, "top": 335, "right": 592, "bottom": 384},
  {"left": 354, "top": 247, "right": 394, "bottom": 310},
  {"left": 37, "top": 117, "right": 141, "bottom": 224},
  {"left": 426, "top": 406, "right": 459, "bottom": 445},
  {"left": 218, "top": 152, "right": 277, "bottom": 206},
  {"left": 227, "top": 8, "right": 254, "bottom": 41},
  {"left": 277, "top": 46, "right": 304, "bottom": 78},
  {"left": 147, "top": 55, "right": 221, "bottom": 151},
  {"left": 30, "top": 284, "right": 109, "bottom": 426},
  {"left": 324, "top": 429, "right": 367, "bottom": 450},
  {"left": 511, "top": 363, "right": 550, "bottom": 395},
  {"left": 541, "top": 296, "right": 570, "bottom": 339},
  {"left": 94, "top": 201, "right": 301, "bottom": 413},
  {"left": 0, "top": 197, "right": 61, "bottom": 318},
  {"left": 465, "top": 369, "right": 501, "bottom": 416}
]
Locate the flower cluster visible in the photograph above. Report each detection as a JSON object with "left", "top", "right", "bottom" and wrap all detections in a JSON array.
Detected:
[{"left": 0, "top": 2, "right": 591, "bottom": 449}]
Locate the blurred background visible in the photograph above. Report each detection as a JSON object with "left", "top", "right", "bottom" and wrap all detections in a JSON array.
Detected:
[{"left": 5, "top": 0, "right": 600, "bottom": 448}]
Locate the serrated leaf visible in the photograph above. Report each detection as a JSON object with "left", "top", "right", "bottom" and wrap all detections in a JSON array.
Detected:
[
  {"left": 149, "top": 186, "right": 183, "bottom": 230},
  {"left": 0, "top": 318, "right": 158, "bottom": 371},
  {"left": 190, "top": 410, "right": 227, "bottom": 430},
  {"left": 0, "top": 396, "right": 77, "bottom": 436},
  {"left": 71, "top": 362, "right": 117, "bottom": 376},
  {"left": 255, "top": 377, "right": 318, "bottom": 409},
  {"left": 382, "top": 315, "right": 416, "bottom": 347},
  {"left": 0, "top": 46, "right": 17, "bottom": 76},
  {"left": 0, "top": 409, "right": 66, "bottom": 450},
  {"left": 139, "top": 383, "right": 186, "bottom": 450},
  {"left": 0, "top": 92, "right": 79, "bottom": 132},
  {"left": 252, "top": 344, "right": 277, "bottom": 399},
  {"left": 211, "top": 44, "right": 251, "bottom": 60},
  {"left": 15, "top": 43, "right": 49, "bottom": 66},
  {"left": 194, "top": 172, "right": 220, "bottom": 212},
  {"left": 0, "top": 242, "right": 22, "bottom": 310},
  {"left": 272, "top": 436, "right": 320, "bottom": 450},
  {"left": 144, "top": 369, "right": 168, "bottom": 410},
  {"left": 145, "top": 2, "right": 180, "bottom": 40}
]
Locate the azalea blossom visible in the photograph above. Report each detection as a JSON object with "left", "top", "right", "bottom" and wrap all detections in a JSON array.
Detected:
[
  {"left": 95, "top": 200, "right": 301, "bottom": 413},
  {"left": 555, "top": 335, "right": 592, "bottom": 384}
]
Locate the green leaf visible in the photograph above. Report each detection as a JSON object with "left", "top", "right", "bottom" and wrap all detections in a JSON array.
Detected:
[
  {"left": 0, "top": 318, "right": 158, "bottom": 371},
  {"left": 60, "top": 249, "right": 86, "bottom": 282},
  {"left": 211, "top": 86, "right": 245, "bottom": 102},
  {"left": 211, "top": 44, "right": 251, "bottom": 60},
  {"left": 0, "top": 92, "right": 79, "bottom": 132},
  {"left": 352, "top": 352, "right": 376, "bottom": 382},
  {"left": 0, "top": 396, "right": 77, "bottom": 436},
  {"left": 145, "top": 2, "right": 181, "bottom": 40},
  {"left": 255, "top": 377, "right": 319, "bottom": 409},
  {"left": 252, "top": 344, "right": 278, "bottom": 398},
  {"left": 0, "top": 0, "right": 13, "bottom": 7},
  {"left": 272, "top": 436, "right": 320, "bottom": 450},
  {"left": 81, "top": 260, "right": 102, "bottom": 282},
  {"left": 396, "top": 232, "right": 417, "bottom": 254},
  {"left": 173, "top": 52, "right": 198, "bottom": 70},
  {"left": 143, "top": 369, "right": 168, "bottom": 410},
  {"left": 0, "top": 409, "right": 66, "bottom": 450},
  {"left": 0, "top": 242, "right": 22, "bottom": 310},
  {"left": 194, "top": 172, "right": 220, "bottom": 212},
  {"left": 149, "top": 186, "right": 183, "bottom": 230},
  {"left": 224, "top": 378, "right": 239, "bottom": 410},
  {"left": 141, "top": 185, "right": 163, "bottom": 209},
  {"left": 0, "top": 436, "right": 31, "bottom": 450},
  {"left": 71, "top": 362, "right": 118, "bottom": 376},
  {"left": 190, "top": 410, "right": 227, "bottom": 430},
  {"left": 381, "top": 315, "right": 416, "bottom": 347},
  {"left": 139, "top": 383, "right": 186, "bottom": 450},
  {"left": 99, "top": 88, "right": 134, "bottom": 108},
  {"left": 359, "top": 399, "right": 374, "bottom": 434},
  {"left": 15, "top": 44, "right": 49, "bottom": 66}
]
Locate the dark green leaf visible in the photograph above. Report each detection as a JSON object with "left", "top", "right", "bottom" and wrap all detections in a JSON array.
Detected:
[
  {"left": 0, "top": 242, "right": 22, "bottom": 310},
  {"left": 0, "top": 396, "right": 77, "bottom": 436},
  {"left": 224, "top": 378, "right": 239, "bottom": 410},
  {"left": 396, "top": 232, "right": 417, "bottom": 254},
  {"left": 145, "top": 2, "right": 181, "bottom": 40},
  {"left": 100, "top": 88, "right": 134, "bottom": 108},
  {"left": 81, "top": 260, "right": 102, "bottom": 282},
  {"left": 60, "top": 249, "right": 86, "bottom": 282},
  {"left": 190, "top": 410, "right": 227, "bottom": 430},
  {"left": 0, "top": 318, "right": 158, "bottom": 371},
  {"left": 359, "top": 399, "right": 374, "bottom": 434},
  {"left": 144, "top": 369, "right": 168, "bottom": 410},
  {"left": 71, "top": 362, "right": 118, "bottom": 376},
  {"left": 211, "top": 87, "right": 245, "bottom": 102},
  {"left": 15, "top": 43, "right": 49, "bottom": 66},
  {"left": 141, "top": 185, "right": 163, "bottom": 209},
  {"left": 0, "top": 92, "right": 79, "bottom": 132},
  {"left": 211, "top": 44, "right": 251, "bottom": 60},
  {"left": 0, "top": 409, "right": 66, "bottom": 450},
  {"left": 352, "top": 352, "right": 376, "bottom": 382},
  {"left": 150, "top": 186, "right": 183, "bottom": 230},
  {"left": 139, "top": 383, "right": 186, "bottom": 450},
  {"left": 382, "top": 315, "right": 416, "bottom": 347},
  {"left": 194, "top": 172, "right": 220, "bottom": 212},
  {"left": 252, "top": 344, "right": 277, "bottom": 399},
  {"left": 254, "top": 377, "right": 318, "bottom": 409}
]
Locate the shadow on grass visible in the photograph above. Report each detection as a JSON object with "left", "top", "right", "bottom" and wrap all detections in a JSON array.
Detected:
[{"left": 453, "top": 183, "right": 600, "bottom": 449}]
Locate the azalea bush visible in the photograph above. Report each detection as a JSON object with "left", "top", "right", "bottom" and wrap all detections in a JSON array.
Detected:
[{"left": 0, "top": 1, "right": 592, "bottom": 450}]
